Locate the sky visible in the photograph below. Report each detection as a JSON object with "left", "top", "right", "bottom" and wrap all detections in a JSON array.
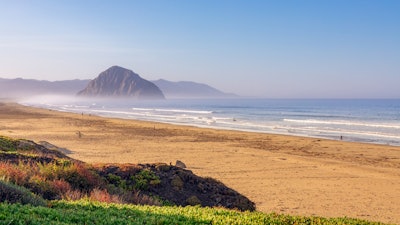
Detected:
[{"left": 0, "top": 0, "right": 399, "bottom": 98}]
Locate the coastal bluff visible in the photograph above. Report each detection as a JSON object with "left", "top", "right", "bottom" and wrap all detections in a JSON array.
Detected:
[{"left": 77, "top": 66, "right": 165, "bottom": 99}]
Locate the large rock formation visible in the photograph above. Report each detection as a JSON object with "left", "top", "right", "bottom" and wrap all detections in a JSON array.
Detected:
[{"left": 77, "top": 66, "right": 165, "bottom": 99}]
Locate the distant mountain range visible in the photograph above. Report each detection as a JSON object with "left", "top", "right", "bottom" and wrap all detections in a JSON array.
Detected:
[
  {"left": 152, "top": 79, "right": 236, "bottom": 99},
  {"left": 0, "top": 78, "right": 89, "bottom": 98},
  {"left": 0, "top": 66, "right": 236, "bottom": 99}
]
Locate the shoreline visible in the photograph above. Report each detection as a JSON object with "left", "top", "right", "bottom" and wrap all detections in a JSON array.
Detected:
[
  {"left": 1, "top": 102, "right": 400, "bottom": 224},
  {"left": 20, "top": 101, "right": 400, "bottom": 148}
]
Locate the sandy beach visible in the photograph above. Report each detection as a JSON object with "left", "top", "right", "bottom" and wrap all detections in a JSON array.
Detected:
[{"left": 1, "top": 102, "right": 399, "bottom": 224}]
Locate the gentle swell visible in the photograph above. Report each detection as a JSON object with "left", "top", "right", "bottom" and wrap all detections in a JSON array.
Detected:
[{"left": 283, "top": 119, "right": 400, "bottom": 129}]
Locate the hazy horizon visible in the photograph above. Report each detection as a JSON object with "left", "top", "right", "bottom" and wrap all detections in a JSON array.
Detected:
[{"left": 1, "top": 1, "right": 399, "bottom": 98}]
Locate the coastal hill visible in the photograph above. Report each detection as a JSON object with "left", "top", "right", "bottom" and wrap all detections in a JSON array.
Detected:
[
  {"left": 153, "top": 79, "right": 237, "bottom": 99},
  {"left": 0, "top": 135, "right": 255, "bottom": 211},
  {"left": 77, "top": 66, "right": 165, "bottom": 100}
]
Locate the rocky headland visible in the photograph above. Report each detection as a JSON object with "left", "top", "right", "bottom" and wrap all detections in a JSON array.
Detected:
[{"left": 77, "top": 66, "right": 165, "bottom": 100}]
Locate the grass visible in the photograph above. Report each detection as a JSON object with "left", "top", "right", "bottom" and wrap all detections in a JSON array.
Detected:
[{"left": 0, "top": 200, "right": 392, "bottom": 225}]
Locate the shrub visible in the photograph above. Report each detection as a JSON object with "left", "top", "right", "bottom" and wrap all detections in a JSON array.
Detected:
[
  {"left": 1, "top": 160, "right": 105, "bottom": 201},
  {"left": 106, "top": 173, "right": 127, "bottom": 189},
  {"left": 130, "top": 192, "right": 162, "bottom": 206},
  {"left": 63, "top": 189, "right": 85, "bottom": 201},
  {"left": 186, "top": 195, "right": 201, "bottom": 206},
  {"left": 51, "top": 179, "right": 72, "bottom": 196},
  {"left": 132, "top": 169, "right": 160, "bottom": 191},
  {"left": 65, "top": 163, "right": 102, "bottom": 191},
  {"left": 0, "top": 162, "right": 30, "bottom": 186},
  {"left": 171, "top": 175, "right": 184, "bottom": 191},
  {"left": 29, "top": 178, "right": 59, "bottom": 200},
  {"left": 0, "top": 180, "right": 46, "bottom": 206},
  {"left": 37, "top": 161, "right": 102, "bottom": 192},
  {"left": 26, "top": 175, "right": 58, "bottom": 200},
  {"left": 0, "top": 136, "right": 17, "bottom": 152},
  {"left": 37, "top": 161, "right": 64, "bottom": 180},
  {"left": 89, "top": 188, "right": 123, "bottom": 204},
  {"left": 31, "top": 179, "right": 74, "bottom": 200}
]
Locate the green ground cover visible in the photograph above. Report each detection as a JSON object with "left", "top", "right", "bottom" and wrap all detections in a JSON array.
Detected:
[{"left": 0, "top": 200, "right": 391, "bottom": 225}]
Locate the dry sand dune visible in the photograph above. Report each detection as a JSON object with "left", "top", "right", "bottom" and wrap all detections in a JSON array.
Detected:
[{"left": 1, "top": 102, "right": 400, "bottom": 224}]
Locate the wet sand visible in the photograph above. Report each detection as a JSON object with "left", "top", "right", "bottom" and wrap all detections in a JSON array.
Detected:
[{"left": 1, "top": 102, "right": 399, "bottom": 224}]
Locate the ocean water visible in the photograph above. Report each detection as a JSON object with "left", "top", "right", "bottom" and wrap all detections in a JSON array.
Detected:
[{"left": 20, "top": 97, "right": 400, "bottom": 146}]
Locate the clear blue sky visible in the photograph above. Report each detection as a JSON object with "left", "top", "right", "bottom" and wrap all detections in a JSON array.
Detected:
[{"left": 1, "top": 0, "right": 399, "bottom": 98}]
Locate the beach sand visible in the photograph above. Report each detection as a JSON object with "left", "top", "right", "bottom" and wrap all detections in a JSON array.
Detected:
[{"left": 1, "top": 102, "right": 400, "bottom": 224}]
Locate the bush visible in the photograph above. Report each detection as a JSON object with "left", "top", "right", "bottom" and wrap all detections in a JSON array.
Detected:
[
  {"left": 51, "top": 179, "right": 72, "bottom": 196},
  {"left": 1, "top": 159, "right": 106, "bottom": 201},
  {"left": 127, "top": 192, "right": 162, "bottom": 206},
  {"left": 62, "top": 189, "right": 85, "bottom": 201},
  {"left": 37, "top": 161, "right": 102, "bottom": 193},
  {"left": 28, "top": 177, "right": 59, "bottom": 200},
  {"left": 0, "top": 162, "right": 30, "bottom": 186},
  {"left": 106, "top": 173, "right": 127, "bottom": 189},
  {"left": 89, "top": 188, "right": 123, "bottom": 204},
  {"left": 63, "top": 163, "right": 102, "bottom": 192},
  {"left": 132, "top": 169, "right": 160, "bottom": 191},
  {"left": 0, "top": 180, "right": 46, "bottom": 206},
  {"left": 186, "top": 195, "right": 201, "bottom": 206},
  {"left": 0, "top": 136, "right": 17, "bottom": 152}
]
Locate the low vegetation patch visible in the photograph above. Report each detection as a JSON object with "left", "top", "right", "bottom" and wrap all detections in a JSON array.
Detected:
[
  {"left": 0, "top": 136, "right": 17, "bottom": 152},
  {"left": 0, "top": 200, "right": 391, "bottom": 225},
  {"left": 0, "top": 180, "right": 46, "bottom": 206}
]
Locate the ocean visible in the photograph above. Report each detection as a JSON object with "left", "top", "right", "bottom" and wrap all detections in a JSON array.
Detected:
[{"left": 20, "top": 97, "right": 400, "bottom": 146}]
